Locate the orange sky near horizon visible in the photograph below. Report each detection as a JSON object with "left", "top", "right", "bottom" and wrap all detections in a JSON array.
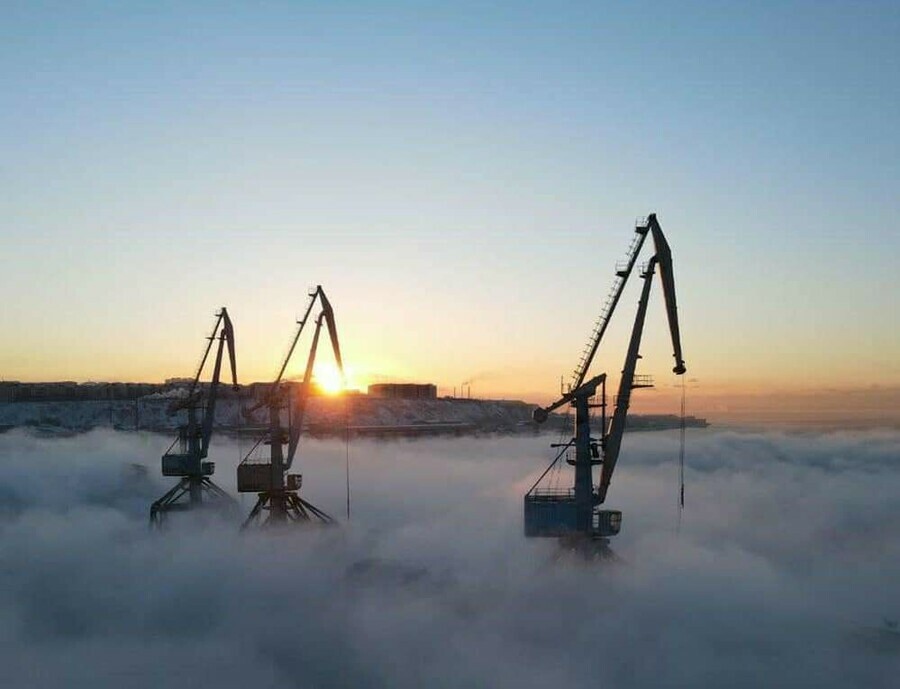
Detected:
[{"left": 4, "top": 327, "right": 899, "bottom": 427}]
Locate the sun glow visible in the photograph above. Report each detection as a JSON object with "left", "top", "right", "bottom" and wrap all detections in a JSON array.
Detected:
[{"left": 314, "top": 361, "right": 346, "bottom": 396}]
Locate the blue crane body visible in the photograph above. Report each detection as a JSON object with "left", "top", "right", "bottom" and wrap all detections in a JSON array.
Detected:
[{"left": 526, "top": 214, "right": 687, "bottom": 544}]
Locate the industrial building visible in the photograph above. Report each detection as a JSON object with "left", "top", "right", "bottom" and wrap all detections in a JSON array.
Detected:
[
  {"left": 368, "top": 383, "right": 437, "bottom": 400},
  {"left": 0, "top": 381, "right": 164, "bottom": 403}
]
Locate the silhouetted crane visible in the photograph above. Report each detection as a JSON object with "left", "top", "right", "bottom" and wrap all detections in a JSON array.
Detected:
[
  {"left": 150, "top": 308, "right": 239, "bottom": 526},
  {"left": 526, "top": 214, "right": 686, "bottom": 548},
  {"left": 237, "top": 286, "right": 344, "bottom": 528}
]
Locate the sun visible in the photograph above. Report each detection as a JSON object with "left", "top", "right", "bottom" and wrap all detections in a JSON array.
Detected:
[{"left": 314, "top": 361, "right": 345, "bottom": 396}]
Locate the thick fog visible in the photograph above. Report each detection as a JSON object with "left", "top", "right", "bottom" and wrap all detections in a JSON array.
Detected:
[{"left": 0, "top": 427, "right": 898, "bottom": 688}]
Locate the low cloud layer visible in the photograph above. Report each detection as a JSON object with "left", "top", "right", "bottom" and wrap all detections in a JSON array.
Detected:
[{"left": 0, "top": 428, "right": 898, "bottom": 688}]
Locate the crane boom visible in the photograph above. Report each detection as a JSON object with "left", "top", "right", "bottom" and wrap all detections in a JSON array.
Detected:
[
  {"left": 571, "top": 226, "right": 650, "bottom": 390},
  {"left": 535, "top": 213, "right": 685, "bottom": 421},
  {"left": 284, "top": 295, "right": 345, "bottom": 469},
  {"left": 318, "top": 290, "right": 345, "bottom": 376},
  {"left": 273, "top": 289, "right": 319, "bottom": 389},
  {"left": 596, "top": 259, "right": 657, "bottom": 503},
  {"left": 200, "top": 309, "right": 238, "bottom": 457},
  {"left": 286, "top": 313, "right": 323, "bottom": 469},
  {"left": 597, "top": 221, "right": 686, "bottom": 501},
  {"left": 250, "top": 286, "right": 343, "bottom": 416},
  {"left": 648, "top": 216, "right": 686, "bottom": 375},
  {"left": 186, "top": 314, "right": 219, "bottom": 401}
]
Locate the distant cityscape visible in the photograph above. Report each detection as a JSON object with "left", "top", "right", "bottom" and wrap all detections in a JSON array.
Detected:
[
  {"left": 0, "top": 380, "right": 439, "bottom": 403},
  {"left": 0, "top": 379, "right": 708, "bottom": 437}
]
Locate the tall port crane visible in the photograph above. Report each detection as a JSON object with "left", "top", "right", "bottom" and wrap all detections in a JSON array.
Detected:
[
  {"left": 237, "top": 286, "right": 344, "bottom": 528},
  {"left": 525, "top": 214, "right": 686, "bottom": 546},
  {"left": 150, "top": 308, "right": 239, "bottom": 526}
]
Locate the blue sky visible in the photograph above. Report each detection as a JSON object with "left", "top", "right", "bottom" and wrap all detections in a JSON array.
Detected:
[{"left": 1, "top": 2, "right": 898, "bottom": 404}]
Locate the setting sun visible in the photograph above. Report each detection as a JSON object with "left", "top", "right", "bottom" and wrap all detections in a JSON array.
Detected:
[{"left": 314, "top": 361, "right": 346, "bottom": 396}]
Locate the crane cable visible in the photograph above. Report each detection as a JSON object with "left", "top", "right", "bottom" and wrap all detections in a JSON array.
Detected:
[
  {"left": 344, "top": 395, "right": 351, "bottom": 520},
  {"left": 676, "top": 375, "right": 686, "bottom": 533}
]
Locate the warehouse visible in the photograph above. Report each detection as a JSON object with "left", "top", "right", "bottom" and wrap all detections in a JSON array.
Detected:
[{"left": 367, "top": 383, "right": 437, "bottom": 400}]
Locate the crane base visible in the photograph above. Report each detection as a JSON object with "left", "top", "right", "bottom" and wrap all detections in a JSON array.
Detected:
[
  {"left": 149, "top": 476, "right": 238, "bottom": 527},
  {"left": 551, "top": 534, "right": 622, "bottom": 563},
  {"left": 241, "top": 490, "right": 335, "bottom": 529}
]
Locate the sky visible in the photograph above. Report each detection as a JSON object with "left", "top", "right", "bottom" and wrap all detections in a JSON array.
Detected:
[{"left": 1, "top": 2, "right": 899, "bottom": 418}]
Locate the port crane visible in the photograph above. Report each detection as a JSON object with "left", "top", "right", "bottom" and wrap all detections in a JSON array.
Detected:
[
  {"left": 237, "top": 286, "right": 344, "bottom": 528},
  {"left": 150, "top": 308, "right": 239, "bottom": 526},
  {"left": 526, "top": 214, "right": 686, "bottom": 546}
]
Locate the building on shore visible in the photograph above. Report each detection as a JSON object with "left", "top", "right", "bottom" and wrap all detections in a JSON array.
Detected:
[
  {"left": 368, "top": 383, "right": 437, "bottom": 400},
  {"left": 0, "top": 381, "right": 164, "bottom": 403}
]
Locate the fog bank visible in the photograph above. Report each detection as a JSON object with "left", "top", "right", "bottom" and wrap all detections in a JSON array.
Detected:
[{"left": 0, "top": 428, "right": 898, "bottom": 688}]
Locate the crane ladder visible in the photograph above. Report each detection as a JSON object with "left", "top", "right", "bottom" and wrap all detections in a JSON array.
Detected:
[{"left": 570, "top": 218, "right": 650, "bottom": 388}]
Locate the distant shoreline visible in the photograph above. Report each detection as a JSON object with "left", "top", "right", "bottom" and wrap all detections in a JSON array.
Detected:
[{"left": 0, "top": 397, "right": 708, "bottom": 438}]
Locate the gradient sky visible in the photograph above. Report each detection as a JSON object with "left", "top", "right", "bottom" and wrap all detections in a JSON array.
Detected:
[{"left": 2, "top": 2, "right": 898, "bottom": 414}]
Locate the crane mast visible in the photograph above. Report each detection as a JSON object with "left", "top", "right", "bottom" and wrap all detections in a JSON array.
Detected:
[
  {"left": 150, "top": 308, "right": 239, "bottom": 526},
  {"left": 237, "top": 286, "right": 345, "bottom": 528},
  {"left": 525, "top": 214, "right": 686, "bottom": 547}
]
